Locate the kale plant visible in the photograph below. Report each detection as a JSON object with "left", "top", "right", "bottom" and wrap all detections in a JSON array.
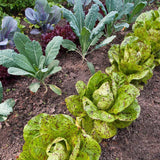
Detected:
[
  {"left": 25, "top": 0, "right": 61, "bottom": 34},
  {"left": 67, "top": 0, "right": 91, "bottom": 6},
  {"left": 0, "top": 81, "right": 15, "bottom": 122},
  {"left": 0, "top": 16, "right": 19, "bottom": 49},
  {"left": 0, "top": 32, "right": 63, "bottom": 95},
  {"left": 93, "top": 0, "right": 147, "bottom": 36},
  {"left": 66, "top": 71, "right": 140, "bottom": 142},
  {"left": 18, "top": 113, "right": 101, "bottom": 160},
  {"left": 62, "top": 0, "right": 117, "bottom": 74}
]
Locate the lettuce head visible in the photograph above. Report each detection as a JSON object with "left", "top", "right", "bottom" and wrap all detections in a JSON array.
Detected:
[
  {"left": 132, "top": 7, "right": 160, "bottom": 65},
  {"left": 17, "top": 113, "right": 101, "bottom": 160},
  {"left": 65, "top": 71, "right": 141, "bottom": 142},
  {"left": 106, "top": 36, "right": 155, "bottom": 87}
]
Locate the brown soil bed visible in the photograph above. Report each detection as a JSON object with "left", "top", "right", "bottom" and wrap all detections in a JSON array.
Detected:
[{"left": 0, "top": 2, "right": 160, "bottom": 160}]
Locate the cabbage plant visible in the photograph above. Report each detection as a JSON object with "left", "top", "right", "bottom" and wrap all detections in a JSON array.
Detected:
[
  {"left": 132, "top": 7, "right": 160, "bottom": 65},
  {"left": 62, "top": 0, "right": 117, "bottom": 74},
  {"left": 65, "top": 71, "right": 140, "bottom": 142},
  {"left": 93, "top": 0, "right": 147, "bottom": 36},
  {"left": 106, "top": 36, "right": 155, "bottom": 88},
  {"left": 0, "top": 81, "right": 15, "bottom": 122},
  {"left": 25, "top": 0, "right": 61, "bottom": 34},
  {"left": 18, "top": 113, "right": 101, "bottom": 160},
  {"left": 0, "top": 32, "right": 63, "bottom": 95},
  {"left": 0, "top": 16, "right": 19, "bottom": 49}
]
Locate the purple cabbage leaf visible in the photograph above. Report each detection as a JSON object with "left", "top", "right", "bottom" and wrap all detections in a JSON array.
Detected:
[
  {"left": 0, "top": 16, "right": 19, "bottom": 49},
  {"left": 25, "top": 0, "right": 61, "bottom": 34}
]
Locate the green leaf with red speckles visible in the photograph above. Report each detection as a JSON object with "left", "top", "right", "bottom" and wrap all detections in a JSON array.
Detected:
[
  {"left": 83, "top": 97, "right": 115, "bottom": 122},
  {"left": 108, "top": 84, "right": 140, "bottom": 114},
  {"left": 18, "top": 113, "right": 101, "bottom": 160},
  {"left": 92, "top": 120, "right": 117, "bottom": 139},
  {"left": 65, "top": 95, "right": 86, "bottom": 117}
]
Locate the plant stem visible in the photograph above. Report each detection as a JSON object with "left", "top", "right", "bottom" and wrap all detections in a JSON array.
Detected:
[
  {"left": 75, "top": 50, "right": 87, "bottom": 63},
  {"left": 42, "top": 81, "right": 48, "bottom": 94}
]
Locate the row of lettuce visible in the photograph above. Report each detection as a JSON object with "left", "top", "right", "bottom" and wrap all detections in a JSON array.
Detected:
[
  {"left": 18, "top": 6, "right": 160, "bottom": 160},
  {"left": 0, "top": 0, "right": 159, "bottom": 160}
]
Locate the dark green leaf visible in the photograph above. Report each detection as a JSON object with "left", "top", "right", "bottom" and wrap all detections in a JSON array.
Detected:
[
  {"left": 8, "top": 67, "right": 35, "bottom": 76},
  {"left": 79, "top": 27, "right": 91, "bottom": 56},
  {"left": 74, "top": 0, "right": 85, "bottom": 33},
  {"left": 91, "top": 11, "right": 118, "bottom": 38},
  {"left": 62, "top": 39, "right": 77, "bottom": 51},
  {"left": 25, "top": 40, "right": 43, "bottom": 66},
  {"left": 13, "top": 54, "right": 35, "bottom": 73},
  {"left": 85, "top": 4, "right": 99, "bottom": 31},
  {"left": 87, "top": 61, "right": 95, "bottom": 75},
  {"left": 29, "top": 82, "right": 40, "bottom": 93},
  {"left": 62, "top": 8, "right": 80, "bottom": 37},
  {"left": 0, "top": 49, "right": 17, "bottom": 68},
  {"left": 95, "top": 35, "right": 116, "bottom": 49},
  {"left": 45, "top": 36, "right": 63, "bottom": 65},
  {"left": 14, "top": 32, "right": 31, "bottom": 55}
]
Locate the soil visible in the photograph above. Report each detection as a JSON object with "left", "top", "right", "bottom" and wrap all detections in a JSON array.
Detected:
[{"left": 0, "top": 2, "right": 160, "bottom": 160}]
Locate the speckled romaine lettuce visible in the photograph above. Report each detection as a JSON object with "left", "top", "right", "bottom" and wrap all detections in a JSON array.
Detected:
[
  {"left": 65, "top": 71, "right": 140, "bottom": 142},
  {"left": 106, "top": 36, "right": 155, "bottom": 88},
  {"left": 132, "top": 7, "right": 160, "bottom": 65},
  {"left": 17, "top": 113, "right": 101, "bottom": 160}
]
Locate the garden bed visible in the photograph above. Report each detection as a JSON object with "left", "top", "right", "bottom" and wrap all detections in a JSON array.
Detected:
[{"left": 0, "top": 1, "right": 160, "bottom": 160}]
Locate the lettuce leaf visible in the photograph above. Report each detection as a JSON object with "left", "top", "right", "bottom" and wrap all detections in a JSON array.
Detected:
[{"left": 18, "top": 113, "right": 101, "bottom": 160}]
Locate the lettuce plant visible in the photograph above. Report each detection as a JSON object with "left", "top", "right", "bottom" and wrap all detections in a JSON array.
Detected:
[
  {"left": 41, "top": 23, "right": 78, "bottom": 53},
  {"left": 0, "top": 32, "right": 63, "bottom": 95},
  {"left": 18, "top": 113, "right": 101, "bottom": 160},
  {"left": 0, "top": 16, "right": 19, "bottom": 49},
  {"left": 106, "top": 36, "right": 155, "bottom": 88},
  {"left": 93, "top": 0, "right": 147, "bottom": 36},
  {"left": 62, "top": 0, "right": 117, "bottom": 74},
  {"left": 132, "top": 7, "right": 160, "bottom": 65},
  {"left": 0, "top": 81, "right": 15, "bottom": 122},
  {"left": 65, "top": 71, "right": 140, "bottom": 142},
  {"left": 25, "top": 0, "right": 61, "bottom": 34}
]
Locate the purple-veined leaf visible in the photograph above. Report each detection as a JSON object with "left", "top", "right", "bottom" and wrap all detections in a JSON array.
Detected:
[
  {"left": 47, "top": 6, "right": 61, "bottom": 25},
  {"left": 35, "top": 0, "right": 51, "bottom": 13},
  {"left": 2, "top": 16, "right": 18, "bottom": 36},
  {"left": 0, "top": 16, "right": 18, "bottom": 47},
  {"left": 25, "top": 8, "right": 37, "bottom": 24},
  {"left": 0, "top": 38, "right": 8, "bottom": 46},
  {"left": 35, "top": 5, "right": 49, "bottom": 22}
]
